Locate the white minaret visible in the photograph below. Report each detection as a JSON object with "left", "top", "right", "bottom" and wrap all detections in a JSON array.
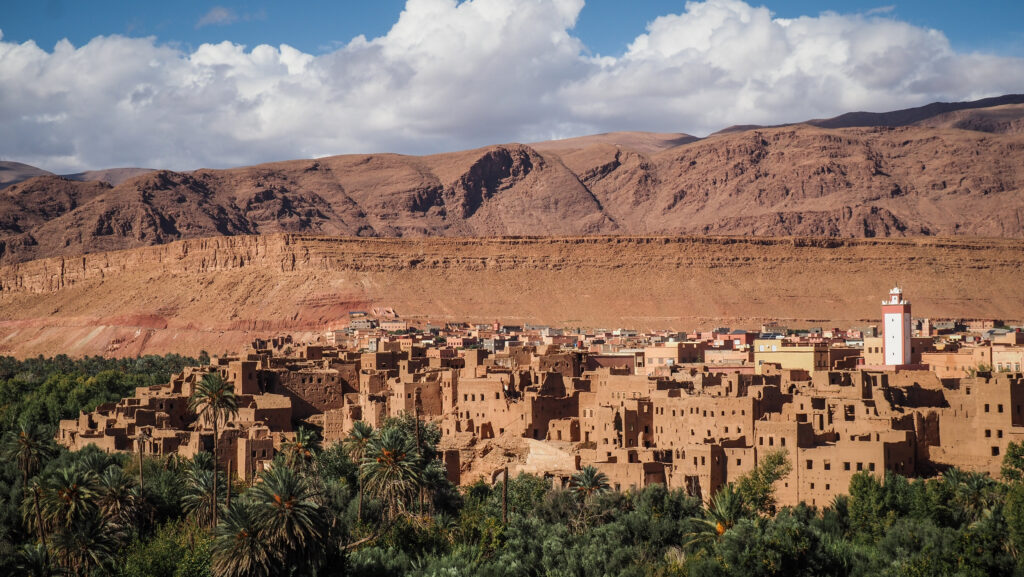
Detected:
[{"left": 882, "top": 286, "right": 911, "bottom": 366}]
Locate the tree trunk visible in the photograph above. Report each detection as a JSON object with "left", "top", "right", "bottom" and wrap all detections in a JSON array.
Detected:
[
  {"left": 414, "top": 400, "right": 423, "bottom": 515},
  {"left": 358, "top": 476, "right": 364, "bottom": 522},
  {"left": 503, "top": 466, "right": 509, "bottom": 525},
  {"left": 226, "top": 459, "right": 232, "bottom": 510},
  {"left": 137, "top": 439, "right": 145, "bottom": 494},
  {"left": 33, "top": 487, "right": 47, "bottom": 558},
  {"left": 212, "top": 417, "right": 219, "bottom": 529}
]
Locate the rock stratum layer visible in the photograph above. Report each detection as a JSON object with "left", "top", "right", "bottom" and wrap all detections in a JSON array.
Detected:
[
  {"left": 2, "top": 99, "right": 1024, "bottom": 266},
  {"left": 1, "top": 234, "right": 1022, "bottom": 358}
]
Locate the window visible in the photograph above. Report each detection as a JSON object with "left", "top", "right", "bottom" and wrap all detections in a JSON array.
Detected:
[
  {"left": 985, "top": 403, "right": 990, "bottom": 412},
  {"left": 993, "top": 446, "right": 1001, "bottom": 456},
  {"left": 999, "top": 404, "right": 1005, "bottom": 413},
  {"left": 737, "top": 458, "right": 742, "bottom": 466},
  {"left": 844, "top": 462, "right": 851, "bottom": 471},
  {"left": 986, "top": 429, "right": 992, "bottom": 438},
  {"left": 810, "top": 483, "right": 815, "bottom": 490},
  {"left": 869, "top": 463, "right": 876, "bottom": 472},
  {"left": 806, "top": 459, "right": 813, "bottom": 470},
  {"left": 856, "top": 462, "right": 863, "bottom": 471},
  {"left": 824, "top": 460, "right": 831, "bottom": 471},
  {"left": 999, "top": 430, "right": 1004, "bottom": 438}
]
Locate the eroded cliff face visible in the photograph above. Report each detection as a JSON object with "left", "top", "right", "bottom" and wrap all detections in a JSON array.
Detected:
[{"left": 1, "top": 234, "right": 1022, "bottom": 358}]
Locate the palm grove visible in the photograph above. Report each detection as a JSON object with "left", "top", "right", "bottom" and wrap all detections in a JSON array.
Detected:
[{"left": 5, "top": 356, "right": 1024, "bottom": 575}]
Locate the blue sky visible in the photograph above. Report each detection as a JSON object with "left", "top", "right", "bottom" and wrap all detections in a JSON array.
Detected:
[
  {"left": 4, "top": 1, "right": 1023, "bottom": 57},
  {"left": 2, "top": 0, "right": 1024, "bottom": 172}
]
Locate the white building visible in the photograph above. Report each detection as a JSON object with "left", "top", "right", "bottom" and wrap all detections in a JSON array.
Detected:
[{"left": 882, "top": 286, "right": 911, "bottom": 366}]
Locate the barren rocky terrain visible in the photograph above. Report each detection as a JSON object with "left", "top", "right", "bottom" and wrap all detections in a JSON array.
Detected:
[
  {"left": 1, "top": 234, "right": 1022, "bottom": 358},
  {"left": 2, "top": 99, "right": 1023, "bottom": 266},
  {"left": 2, "top": 97, "right": 1023, "bottom": 358}
]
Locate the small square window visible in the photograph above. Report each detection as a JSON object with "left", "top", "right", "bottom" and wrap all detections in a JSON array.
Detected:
[{"left": 844, "top": 462, "right": 851, "bottom": 471}]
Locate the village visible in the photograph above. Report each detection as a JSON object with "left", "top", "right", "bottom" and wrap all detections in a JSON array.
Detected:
[{"left": 58, "top": 287, "right": 1024, "bottom": 507}]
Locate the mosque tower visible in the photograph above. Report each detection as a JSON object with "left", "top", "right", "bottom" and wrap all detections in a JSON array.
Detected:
[{"left": 882, "top": 286, "right": 911, "bottom": 366}]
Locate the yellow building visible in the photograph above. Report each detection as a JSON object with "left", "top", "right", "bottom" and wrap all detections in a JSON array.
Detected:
[{"left": 754, "top": 339, "right": 829, "bottom": 374}]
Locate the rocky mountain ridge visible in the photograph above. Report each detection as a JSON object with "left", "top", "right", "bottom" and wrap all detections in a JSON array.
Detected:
[{"left": 1, "top": 98, "right": 1023, "bottom": 264}]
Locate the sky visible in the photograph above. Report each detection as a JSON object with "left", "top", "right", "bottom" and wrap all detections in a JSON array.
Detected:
[{"left": 2, "top": 0, "right": 1023, "bottom": 172}]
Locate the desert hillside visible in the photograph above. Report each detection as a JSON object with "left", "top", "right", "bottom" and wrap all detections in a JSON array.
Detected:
[
  {"left": 1, "top": 98, "right": 1023, "bottom": 265},
  {"left": 1, "top": 234, "right": 1022, "bottom": 358}
]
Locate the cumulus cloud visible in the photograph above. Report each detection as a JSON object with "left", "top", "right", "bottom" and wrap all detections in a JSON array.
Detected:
[{"left": 0, "top": 0, "right": 1022, "bottom": 173}]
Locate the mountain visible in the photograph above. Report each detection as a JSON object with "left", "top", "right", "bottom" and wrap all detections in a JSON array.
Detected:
[
  {"left": 1, "top": 234, "right": 1022, "bottom": 357},
  {"left": 0, "top": 161, "right": 52, "bottom": 187},
  {"left": 1, "top": 97, "right": 1023, "bottom": 265},
  {"left": 0, "top": 162, "right": 153, "bottom": 190},
  {"left": 62, "top": 168, "right": 156, "bottom": 186},
  {"left": 807, "top": 94, "right": 1024, "bottom": 130},
  {"left": 710, "top": 93, "right": 1024, "bottom": 134}
]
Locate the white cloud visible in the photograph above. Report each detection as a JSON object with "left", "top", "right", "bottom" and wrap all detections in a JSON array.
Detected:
[
  {"left": 0, "top": 0, "right": 1022, "bottom": 173},
  {"left": 196, "top": 7, "right": 237, "bottom": 28},
  {"left": 866, "top": 5, "right": 897, "bottom": 16}
]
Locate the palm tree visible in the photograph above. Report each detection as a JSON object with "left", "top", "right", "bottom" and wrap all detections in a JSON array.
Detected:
[
  {"left": 16, "top": 543, "right": 64, "bottom": 577},
  {"left": 344, "top": 421, "right": 375, "bottom": 521},
  {"left": 361, "top": 427, "right": 421, "bottom": 520},
  {"left": 958, "top": 471, "right": 997, "bottom": 523},
  {"left": 74, "top": 450, "right": 117, "bottom": 477},
  {"left": 95, "top": 466, "right": 141, "bottom": 529},
  {"left": 705, "top": 483, "right": 745, "bottom": 534},
  {"left": 684, "top": 483, "right": 746, "bottom": 550},
  {"left": 4, "top": 422, "right": 57, "bottom": 553},
  {"left": 16, "top": 545, "right": 67, "bottom": 573},
  {"left": 2, "top": 421, "right": 57, "bottom": 486},
  {"left": 39, "top": 467, "right": 99, "bottom": 532},
  {"left": 282, "top": 427, "right": 321, "bottom": 472},
  {"left": 212, "top": 500, "right": 272, "bottom": 577},
  {"left": 569, "top": 465, "right": 611, "bottom": 531},
  {"left": 570, "top": 465, "right": 610, "bottom": 501},
  {"left": 183, "top": 467, "right": 225, "bottom": 528},
  {"left": 189, "top": 371, "right": 239, "bottom": 528},
  {"left": 49, "top": 514, "right": 121, "bottom": 577},
  {"left": 249, "top": 465, "right": 326, "bottom": 572},
  {"left": 135, "top": 427, "right": 152, "bottom": 493}
]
